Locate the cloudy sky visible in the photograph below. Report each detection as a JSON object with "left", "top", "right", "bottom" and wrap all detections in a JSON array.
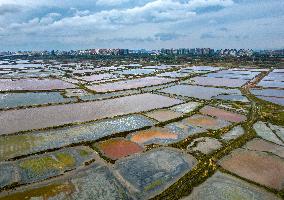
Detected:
[{"left": 0, "top": 0, "right": 283, "bottom": 51}]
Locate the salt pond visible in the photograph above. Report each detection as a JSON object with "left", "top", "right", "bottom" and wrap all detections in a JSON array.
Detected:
[
  {"left": 0, "top": 164, "right": 134, "bottom": 200},
  {"left": 0, "top": 79, "right": 75, "bottom": 91},
  {"left": 96, "top": 138, "right": 144, "bottom": 160},
  {"left": 116, "top": 68, "right": 156, "bottom": 76},
  {"left": 88, "top": 77, "right": 176, "bottom": 92},
  {"left": 257, "top": 80, "right": 284, "bottom": 88},
  {"left": 0, "top": 93, "right": 181, "bottom": 135},
  {"left": 114, "top": 147, "right": 197, "bottom": 199},
  {"left": 184, "top": 171, "right": 280, "bottom": 200},
  {"left": 159, "top": 84, "right": 242, "bottom": 100},
  {"left": 188, "top": 77, "right": 248, "bottom": 87},
  {"left": 78, "top": 73, "right": 118, "bottom": 82},
  {"left": 0, "top": 92, "right": 76, "bottom": 109},
  {"left": 0, "top": 114, "right": 155, "bottom": 161},
  {"left": 0, "top": 146, "right": 96, "bottom": 187}
]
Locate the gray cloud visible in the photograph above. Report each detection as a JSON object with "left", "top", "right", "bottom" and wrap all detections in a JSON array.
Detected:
[
  {"left": 0, "top": 4, "right": 21, "bottom": 15},
  {"left": 200, "top": 32, "right": 219, "bottom": 39},
  {"left": 219, "top": 27, "right": 229, "bottom": 32},
  {"left": 155, "top": 33, "right": 185, "bottom": 41}
]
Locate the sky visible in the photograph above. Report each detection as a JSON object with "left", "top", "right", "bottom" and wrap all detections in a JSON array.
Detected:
[{"left": 0, "top": 0, "right": 283, "bottom": 51}]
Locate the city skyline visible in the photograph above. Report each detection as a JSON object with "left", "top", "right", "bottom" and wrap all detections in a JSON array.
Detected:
[{"left": 0, "top": 0, "right": 283, "bottom": 51}]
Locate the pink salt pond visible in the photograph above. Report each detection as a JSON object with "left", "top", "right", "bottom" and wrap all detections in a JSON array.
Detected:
[
  {"left": 97, "top": 138, "right": 144, "bottom": 160},
  {"left": 0, "top": 93, "right": 182, "bottom": 135},
  {"left": 79, "top": 73, "right": 117, "bottom": 82},
  {"left": 200, "top": 106, "right": 247, "bottom": 123},
  {"left": 129, "top": 128, "right": 178, "bottom": 145},
  {"left": 87, "top": 77, "right": 175, "bottom": 92}
]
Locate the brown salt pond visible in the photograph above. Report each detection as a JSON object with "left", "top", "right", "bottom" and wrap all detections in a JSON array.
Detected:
[
  {"left": 129, "top": 128, "right": 178, "bottom": 145},
  {"left": 96, "top": 138, "right": 144, "bottom": 160},
  {"left": 219, "top": 148, "right": 284, "bottom": 190},
  {"left": 87, "top": 77, "right": 176, "bottom": 92},
  {"left": 184, "top": 171, "right": 281, "bottom": 200},
  {"left": 200, "top": 106, "right": 247, "bottom": 123},
  {"left": 143, "top": 109, "right": 183, "bottom": 122},
  {"left": 244, "top": 138, "right": 284, "bottom": 158},
  {"left": 0, "top": 93, "right": 182, "bottom": 135},
  {"left": 0, "top": 79, "right": 75, "bottom": 91}
]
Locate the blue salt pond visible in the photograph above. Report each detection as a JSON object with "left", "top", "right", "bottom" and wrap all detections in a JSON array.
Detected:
[
  {"left": 0, "top": 92, "right": 77, "bottom": 109},
  {"left": 258, "top": 70, "right": 284, "bottom": 88},
  {"left": 116, "top": 69, "right": 156, "bottom": 76},
  {"left": 257, "top": 80, "right": 284, "bottom": 88},
  {"left": 221, "top": 125, "right": 245, "bottom": 141},
  {"left": 158, "top": 71, "right": 191, "bottom": 78},
  {"left": 273, "top": 69, "right": 284, "bottom": 73},
  {"left": 250, "top": 88, "right": 284, "bottom": 97},
  {"left": 143, "top": 65, "right": 175, "bottom": 70},
  {"left": 159, "top": 84, "right": 242, "bottom": 100},
  {"left": 0, "top": 163, "right": 17, "bottom": 189},
  {"left": 250, "top": 88, "right": 284, "bottom": 106},
  {"left": 255, "top": 96, "right": 284, "bottom": 106},
  {"left": 114, "top": 147, "right": 197, "bottom": 199},
  {"left": 0, "top": 63, "right": 44, "bottom": 69},
  {"left": 165, "top": 122, "right": 205, "bottom": 141},
  {"left": 262, "top": 72, "right": 284, "bottom": 81},
  {"left": 214, "top": 94, "right": 249, "bottom": 103},
  {"left": 206, "top": 72, "right": 258, "bottom": 80},
  {"left": 182, "top": 66, "right": 221, "bottom": 72}
]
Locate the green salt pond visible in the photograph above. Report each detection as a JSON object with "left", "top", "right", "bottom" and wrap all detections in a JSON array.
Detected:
[{"left": 0, "top": 146, "right": 96, "bottom": 189}]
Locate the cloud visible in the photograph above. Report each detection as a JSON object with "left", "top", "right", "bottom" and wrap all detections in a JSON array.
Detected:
[
  {"left": 0, "top": 0, "right": 283, "bottom": 50},
  {"left": 155, "top": 32, "right": 185, "bottom": 41},
  {"left": 97, "top": 0, "right": 196, "bottom": 24},
  {"left": 219, "top": 27, "right": 228, "bottom": 32},
  {"left": 5, "top": 0, "right": 234, "bottom": 34},
  {"left": 0, "top": 4, "right": 21, "bottom": 15},
  {"left": 2, "top": 0, "right": 235, "bottom": 28},
  {"left": 96, "top": 0, "right": 131, "bottom": 6},
  {"left": 229, "top": 34, "right": 249, "bottom": 40},
  {"left": 97, "top": 37, "right": 154, "bottom": 43},
  {"left": 3, "top": 0, "right": 198, "bottom": 34},
  {"left": 187, "top": 0, "right": 234, "bottom": 9},
  {"left": 0, "top": 0, "right": 55, "bottom": 7},
  {"left": 200, "top": 32, "right": 219, "bottom": 39}
]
